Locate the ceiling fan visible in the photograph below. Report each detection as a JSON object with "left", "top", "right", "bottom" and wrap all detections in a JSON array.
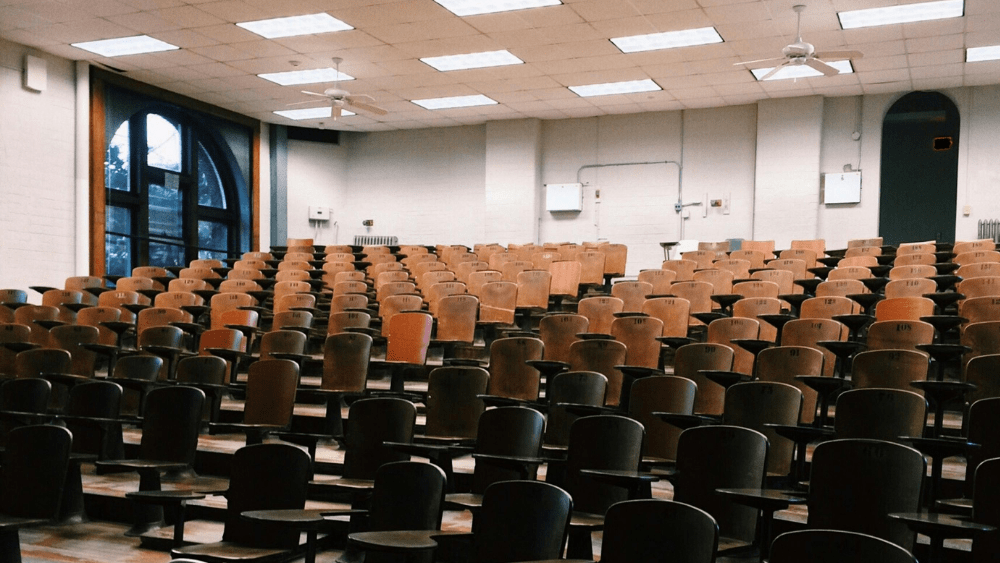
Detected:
[
  {"left": 735, "top": 5, "right": 864, "bottom": 81},
  {"left": 297, "top": 57, "right": 389, "bottom": 119}
]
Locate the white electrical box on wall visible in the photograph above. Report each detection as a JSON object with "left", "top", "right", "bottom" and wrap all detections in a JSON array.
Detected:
[
  {"left": 545, "top": 183, "right": 584, "bottom": 212},
  {"left": 308, "top": 206, "right": 330, "bottom": 221}
]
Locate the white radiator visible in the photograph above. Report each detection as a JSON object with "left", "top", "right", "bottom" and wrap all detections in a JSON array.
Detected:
[
  {"left": 978, "top": 220, "right": 1000, "bottom": 243},
  {"left": 354, "top": 235, "right": 399, "bottom": 246}
]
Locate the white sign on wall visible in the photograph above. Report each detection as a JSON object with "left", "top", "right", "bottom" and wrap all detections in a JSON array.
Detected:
[
  {"left": 545, "top": 183, "right": 584, "bottom": 212},
  {"left": 822, "top": 171, "right": 862, "bottom": 204}
]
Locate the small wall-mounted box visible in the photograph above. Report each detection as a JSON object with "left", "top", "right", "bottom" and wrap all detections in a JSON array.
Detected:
[
  {"left": 545, "top": 183, "right": 584, "bottom": 212},
  {"left": 24, "top": 55, "right": 46, "bottom": 92},
  {"left": 308, "top": 206, "right": 330, "bottom": 221}
]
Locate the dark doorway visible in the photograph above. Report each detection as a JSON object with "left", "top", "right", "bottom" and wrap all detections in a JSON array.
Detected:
[{"left": 879, "top": 91, "right": 960, "bottom": 245}]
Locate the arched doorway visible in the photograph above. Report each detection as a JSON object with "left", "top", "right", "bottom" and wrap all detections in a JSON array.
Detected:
[{"left": 879, "top": 91, "right": 960, "bottom": 245}]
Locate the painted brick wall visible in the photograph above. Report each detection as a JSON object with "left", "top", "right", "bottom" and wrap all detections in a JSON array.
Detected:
[
  {"left": 0, "top": 40, "right": 77, "bottom": 298},
  {"left": 340, "top": 126, "right": 487, "bottom": 247},
  {"left": 484, "top": 119, "right": 541, "bottom": 245},
  {"left": 286, "top": 138, "right": 347, "bottom": 246}
]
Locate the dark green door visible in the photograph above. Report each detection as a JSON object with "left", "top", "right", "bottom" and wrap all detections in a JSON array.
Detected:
[{"left": 879, "top": 91, "right": 960, "bottom": 245}]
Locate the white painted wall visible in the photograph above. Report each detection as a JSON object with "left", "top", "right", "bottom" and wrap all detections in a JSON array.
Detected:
[
  {"left": 484, "top": 119, "right": 541, "bottom": 245},
  {"left": 339, "top": 126, "right": 487, "bottom": 246},
  {"left": 0, "top": 39, "right": 77, "bottom": 297},
  {"left": 286, "top": 138, "right": 347, "bottom": 246}
]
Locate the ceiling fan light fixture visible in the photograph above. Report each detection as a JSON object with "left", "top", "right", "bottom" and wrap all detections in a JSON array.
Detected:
[
  {"left": 421, "top": 50, "right": 524, "bottom": 71},
  {"left": 569, "top": 79, "right": 661, "bottom": 97},
  {"left": 751, "top": 60, "right": 854, "bottom": 81},
  {"left": 838, "top": 0, "right": 964, "bottom": 30},
  {"left": 259, "top": 67, "right": 355, "bottom": 86},
  {"left": 412, "top": 94, "right": 499, "bottom": 110},
  {"left": 611, "top": 27, "right": 724, "bottom": 54},
  {"left": 967, "top": 45, "right": 1000, "bottom": 62},
  {"left": 237, "top": 13, "right": 353, "bottom": 39},
  {"left": 434, "top": 0, "right": 561, "bottom": 17}
]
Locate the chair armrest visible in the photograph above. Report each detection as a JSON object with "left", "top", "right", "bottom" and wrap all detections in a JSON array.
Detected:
[
  {"left": 651, "top": 412, "right": 720, "bottom": 430},
  {"left": 471, "top": 453, "right": 545, "bottom": 478}
]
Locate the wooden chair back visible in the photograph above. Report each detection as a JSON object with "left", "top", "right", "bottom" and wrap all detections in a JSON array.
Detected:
[
  {"left": 834, "top": 389, "right": 926, "bottom": 445},
  {"left": 611, "top": 281, "right": 652, "bottom": 312},
  {"left": 386, "top": 312, "right": 434, "bottom": 365},
  {"left": 611, "top": 316, "right": 663, "bottom": 369},
  {"left": 751, "top": 268, "right": 795, "bottom": 295},
  {"left": 693, "top": 268, "right": 734, "bottom": 295},
  {"left": 258, "top": 330, "right": 306, "bottom": 362},
  {"left": 50, "top": 324, "right": 100, "bottom": 377},
  {"left": 674, "top": 425, "right": 768, "bottom": 544},
  {"left": 577, "top": 296, "right": 624, "bottom": 335},
  {"left": 468, "top": 270, "right": 503, "bottom": 297},
  {"left": 436, "top": 294, "right": 479, "bottom": 343},
  {"left": 342, "top": 397, "right": 416, "bottom": 480},
  {"left": 958, "top": 276, "right": 1000, "bottom": 300},
  {"left": 424, "top": 366, "right": 489, "bottom": 440},
  {"left": 955, "top": 250, "right": 1000, "bottom": 266},
  {"left": 637, "top": 269, "right": 677, "bottom": 294},
  {"left": 732, "top": 280, "right": 780, "bottom": 299},
  {"left": 515, "top": 270, "right": 551, "bottom": 310},
  {"left": 600, "top": 499, "right": 718, "bottom": 563},
  {"left": 755, "top": 345, "right": 824, "bottom": 424},
  {"left": 724, "top": 381, "right": 802, "bottom": 476},
  {"left": 852, "top": 349, "right": 929, "bottom": 396},
  {"left": 669, "top": 281, "right": 714, "bottom": 324},
  {"left": 808, "top": 439, "right": 925, "bottom": 551},
  {"left": 815, "top": 279, "right": 866, "bottom": 298},
  {"left": 14, "top": 305, "right": 60, "bottom": 346},
  {"left": 674, "top": 343, "right": 735, "bottom": 416},
  {"left": 800, "top": 296, "right": 859, "bottom": 320},
  {"left": 479, "top": 281, "right": 517, "bottom": 324},
  {"left": 641, "top": 297, "right": 690, "bottom": 337},
  {"left": 549, "top": 260, "right": 582, "bottom": 299},
  {"left": 707, "top": 317, "right": 760, "bottom": 375},
  {"left": 544, "top": 371, "right": 608, "bottom": 447},
  {"left": 866, "top": 320, "right": 934, "bottom": 352},
  {"left": 321, "top": 333, "right": 372, "bottom": 393},
  {"left": 781, "top": 318, "right": 847, "bottom": 377},
  {"left": 893, "top": 252, "right": 936, "bottom": 266},
  {"left": 487, "top": 337, "right": 544, "bottom": 401},
  {"left": 1, "top": 425, "right": 72, "bottom": 520},
  {"left": 568, "top": 339, "right": 628, "bottom": 406},
  {"left": 564, "top": 415, "right": 644, "bottom": 515},
  {"left": 138, "top": 385, "right": 205, "bottom": 466},
  {"left": 661, "top": 260, "right": 698, "bottom": 282},
  {"left": 242, "top": 359, "right": 298, "bottom": 429},
  {"left": 770, "top": 530, "right": 917, "bottom": 563},
  {"left": 538, "top": 314, "right": 588, "bottom": 362},
  {"left": 732, "top": 297, "right": 782, "bottom": 342},
  {"left": 472, "top": 480, "right": 573, "bottom": 563},
  {"left": 874, "top": 296, "right": 935, "bottom": 322},
  {"left": 629, "top": 375, "right": 696, "bottom": 462}
]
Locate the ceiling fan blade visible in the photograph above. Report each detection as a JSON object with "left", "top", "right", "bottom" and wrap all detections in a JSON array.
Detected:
[
  {"left": 806, "top": 58, "right": 841, "bottom": 77},
  {"left": 759, "top": 64, "right": 787, "bottom": 81},
  {"left": 301, "top": 90, "right": 328, "bottom": 97},
  {"left": 286, "top": 100, "right": 324, "bottom": 107},
  {"left": 347, "top": 99, "right": 389, "bottom": 116},
  {"left": 815, "top": 50, "right": 864, "bottom": 60},
  {"left": 734, "top": 57, "right": 785, "bottom": 66},
  {"left": 346, "top": 93, "right": 376, "bottom": 104}
]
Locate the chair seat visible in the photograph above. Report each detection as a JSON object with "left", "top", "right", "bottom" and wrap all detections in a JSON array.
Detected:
[
  {"left": 348, "top": 529, "right": 441, "bottom": 552},
  {"left": 444, "top": 493, "right": 482, "bottom": 509},
  {"left": 309, "top": 477, "right": 374, "bottom": 492},
  {"left": 569, "top": 511, "right": 605, "bottom": 529}
]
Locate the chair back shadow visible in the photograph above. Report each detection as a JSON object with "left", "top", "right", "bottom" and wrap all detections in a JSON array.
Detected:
[
  {"left": 65, "top": 380, "right": 125, "bottom": 460},
  {"left": 563, "top": 415, "right": 644, "bottom": 516},
  {"left": 470, "top": 407, "right": 546, "bottom": 494},
  {"left": 769, "top": 529, "right": 917, "bottom": 563},
  {"left": 486, "top": 337, "right": 544, "bottom": 402},
  {"left": 807, "top": 438, "right": 925, "bottom": 552},
  {"left": 724, "top": 381, "right": 802, "bottom": 477},
  {"left": 0, "top": 378, "right": 52, "bottom": 445},
  {"left": 424, "top": 366, "right": 489, "bottom": 440},
  {"left": 834, "top": 389, "right": 927, "bottom": 445},
  {"left": 171, "top": 443, "right": 312, "bottom": 561},
  {"left": 567, "top": 339, "right": 627, "bottom": 407},
  {"left": 971, "top": 457, "right": 1000, "bottom": 562},
  {"left": 1, "top": 424, "right": 72, "bottom": 521},
  {"left": 963, "top": 398, "right": 1000, "bottom": 498},
  {"left": 471, "top": 480, "right": 574, "bottom": 563},
  {"left": 599, "top": 499, "right": 719, "bottom": 563},
  {"left": 755, "top": 346, "right": 824, "bottom": 425},
  {"left": 544, "top": 371, "right": 608, "bottom": 447},
  {"left": 674, "top": 343, "right": 735, "bottom": 416},
  {"left": 342, "top": 397, "right": 417, "bottom": 480},
  {"left": 674, "top": 425, "right": 768, "bottom": 545},
  {"left": 628, "top": 375, "right": 696, "bottom": 462}
]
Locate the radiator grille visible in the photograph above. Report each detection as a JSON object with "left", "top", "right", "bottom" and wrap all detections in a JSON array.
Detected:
[
  {"left": 978, "top": 220, "right": 1000, "bottom": 243},
  {"left": 353, "top": 235, "right": 399, "bottom": 246}
]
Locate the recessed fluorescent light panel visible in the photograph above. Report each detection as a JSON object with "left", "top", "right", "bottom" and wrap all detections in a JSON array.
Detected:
[
  {"left": 237, "top": 13, "right": 353, "bottom": 39},
  {"left": 72, "top": 35, "right": 179, "bottom": 57},
  {"left": 751, "top": 60, "right": 854, "bottom": 81},
  {"left": 611, "top": 27, "right": 723, "bottom": 53},
  {"left": 258, "top": 68, "right": 354, "bottom": 86},
  {"left": 434, "top": 0, "right": 561, "bottom": 17},
  {"left": 838, "top": 0, "right": 963, "bottom": 29},
  {"left": 569, "top": 79, "right": 661, "bottom": 97},
  {"left": 421, "top": 50, "right": 523, "bottom": 72},
  {"left": 273, "top": 107, "right": 354, "bottom": 120},
  {"left": 411, "top": 95, "right": 498, "bottom": 110},
  {"left": 967, "top": 45, "right": 1000, "bottom": 62}
]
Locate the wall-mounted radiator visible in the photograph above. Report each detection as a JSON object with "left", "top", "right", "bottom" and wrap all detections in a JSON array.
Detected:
[
  {"left": 354, "top": 235, "right": 399, "bottom": 246},
  {"left": 978, "top": 220, "right": 1000, "bottom": 243}
]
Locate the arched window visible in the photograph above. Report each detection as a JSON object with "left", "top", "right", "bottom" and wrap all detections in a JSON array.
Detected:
[{"left": 105, "top": 107, "right": 245, "bottom": 275}]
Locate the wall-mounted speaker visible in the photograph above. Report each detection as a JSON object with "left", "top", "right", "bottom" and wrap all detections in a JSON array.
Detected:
[{"left": 24, "top": 55, "right": 47, "bottom": 92}]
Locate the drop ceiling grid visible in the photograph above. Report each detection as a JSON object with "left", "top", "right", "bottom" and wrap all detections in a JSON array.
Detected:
[{"left": 0, "top": 0, "right": 996, "bottom": 131}]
